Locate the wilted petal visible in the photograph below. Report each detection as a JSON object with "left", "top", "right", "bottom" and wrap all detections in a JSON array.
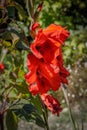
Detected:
[{"left": 40, "top": 93, "right": 62, "bottom": 115}]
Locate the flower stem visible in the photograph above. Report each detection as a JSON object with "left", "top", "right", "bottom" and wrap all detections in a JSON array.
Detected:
[
  {"left": 62, "top": 84, "right": 78, "bottom": 130},
  {"left": 39, "top": 96, "right": 50, "bottom": 130}
]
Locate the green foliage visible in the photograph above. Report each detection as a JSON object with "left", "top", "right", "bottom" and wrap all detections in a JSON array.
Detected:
[
  {"left": 12, "top": 103, "right": 45, "bottom": 128},
  {"left": 63, "top": 29, "right": 87, "bottom": 66},
  {"left": 6, "top": 110, "right": 18, "bottom": 130},
  {"left": 36, "top": 0, "right": 87, "bottom": 29},
  {"left": 0, "top": 0, "right": 87, "bottom": 130}
]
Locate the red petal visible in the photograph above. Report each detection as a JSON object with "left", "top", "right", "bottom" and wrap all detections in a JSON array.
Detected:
[
  {"left": 29, "top": 84, "right": 39, "bottom": 95},
  {"left": 25, "top": 71, "right": 37, "bottom": 84},
  {"left": 43, "top": 24, "right": 70, "bottom": 44},
  {"left": 40, "top": 63, "right": 61, "bottom": 91}
]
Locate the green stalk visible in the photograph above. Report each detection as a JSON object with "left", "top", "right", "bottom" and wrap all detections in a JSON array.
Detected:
[
  {"left": 62, "top": 84, "right": 78, "bottom": 130},
  {"left": 39, "top": 96, "right": 50, "bottom": 130}
]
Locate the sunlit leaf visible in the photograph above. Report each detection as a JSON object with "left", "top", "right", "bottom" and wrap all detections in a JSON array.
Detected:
[
  {"left": 78, "top": 43, "right": 85, "bottom": 54},
  {"left": 2, "top": 40, "right": 11, "bottom": 47},
  {"left": 11, "top": 33, "right": 19, "bottom": 45},
  {"left": 8, "top": 88, "right": 18, "bottom": 99}
]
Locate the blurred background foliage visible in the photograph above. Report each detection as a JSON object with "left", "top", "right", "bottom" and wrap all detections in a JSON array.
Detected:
[{"left": 0, "top": 0, "right": 87, "bottom": 130}]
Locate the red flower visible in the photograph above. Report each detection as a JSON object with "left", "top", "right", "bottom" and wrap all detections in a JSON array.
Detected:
[
  {"left": 0, "top": 63, "right": 5, "bottom": 72},
  {"left": 28, "top": 76, "right": 52, "bottom": 95},
  {"left": 51, "top": 61, "right": 69, "bottom": 84},
  {"left": 51, "top": 47, "right": 70, "bottom": 84},
  {"left": 25, "top": 54, "right": 61, "bottom": 95},
  {"left": 30, "top": 30, "right": 61, "bottom": 63},
  {"left": 51, "top": 47, "right": 63, "bottom": 66},
  {"left": 43, "top": 24, "right": 70, "bottom": 44},
  {"left": 30, "top": 24, "right": 70, "bottom": 63},
  {"left": 40, "top": 93, "right": 62, "bottom": 115},
  {"left": 25, "top": 23, "right": 70, "bottom": 115}
]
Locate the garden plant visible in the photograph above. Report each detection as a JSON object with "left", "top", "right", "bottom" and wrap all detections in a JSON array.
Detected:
[{"left": 0, "top": 0, "right": 87, "bottom": 130}]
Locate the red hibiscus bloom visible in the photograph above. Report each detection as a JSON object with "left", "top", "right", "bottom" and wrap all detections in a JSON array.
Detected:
[
  {"left": 40, "top": 93, "right": 62, "bottom": 115},
  {"left": 25, "top": 53, "right": 61, "bottom": 95},
  {"left": 0, "top": 63, "right": 5, "bottom": 72}
]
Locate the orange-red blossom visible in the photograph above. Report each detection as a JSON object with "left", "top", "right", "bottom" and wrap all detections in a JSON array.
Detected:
[{"left": 25, "top": 23, "right": 70, "bottom": 115}]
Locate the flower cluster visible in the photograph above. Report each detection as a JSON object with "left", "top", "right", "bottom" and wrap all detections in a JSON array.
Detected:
[
  {"left": 0, "top": 63, "right": 5, "bottom": 73},
  {"left": 25, "top": 23, "right": 70, "bottom": 115}
]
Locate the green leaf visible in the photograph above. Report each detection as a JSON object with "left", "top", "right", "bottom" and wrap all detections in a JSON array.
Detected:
[
  {"left": 16, "top": 78, "right": 24, "bottom": 83},
  {"left": 18, "top": 68, "right": 25, "bottom": 78},
  {"left": 11, "top": 33, "right": 19, "bottom": 45},
  {"left": 2, "top": 40, "right": 11, "bottom": 47},
  {"left": 26, "top": 0, "right": 34, "bottom": 18},
  {"left": 16, "top": 80, "right": 29, "bottom": 94},
  {"left": 78, "top": 43, "right": 85, "bottom": 54},
  {"left": 32, "top": 96, "right": 43, "bottom": 115},
  {"left": 6, "top": 110, "right": 18, "bottom": 130},
  {"left": 2, "top": 31, "right": 13, "bottom": 40},
  {"left": 7, "top": 6, "right": 15, "bottom": 18},
  {"left": 15, "top": 41, "right": 29, "bottom": 50},
  {"left": 8, "top": 88, "right": 18, "bottom": 99},
  {"left": 9, "top": 2, "right": 27, "bottom": 20},
  {"left": 13, "top": 103, "right": 45, "bottom": 128}
]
